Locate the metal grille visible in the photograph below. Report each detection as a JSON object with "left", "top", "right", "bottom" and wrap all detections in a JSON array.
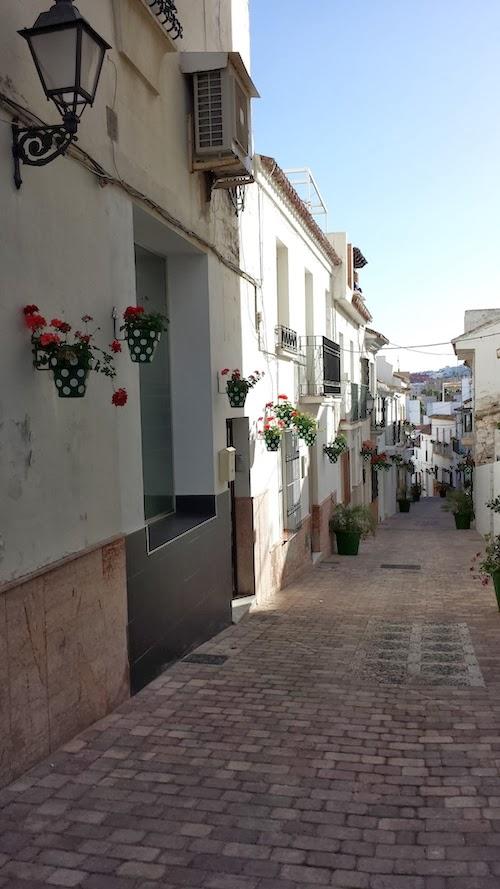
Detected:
[
  {"left": 282, "top": 429, "right": 301, "bottom": 532},
  {"left": 145, "top": 0, "right": 183, "bottom": 39},
  {"left": 381, "top": 564, "right": 421, "bottom": 571},
  {"left": 276, "top": 325, "right": 298, "bottom": 353},
  {"left": 195, "top": 71, "right": 223, "bottom": 149},
  {"left": 322, "top": 337, "right": 341, "bottom": 395}
]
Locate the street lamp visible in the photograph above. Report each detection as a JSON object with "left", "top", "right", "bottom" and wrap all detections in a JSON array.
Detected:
[
  {"left": 366, "top": 393, "right": 375, "bottom": 416},
  {"left": 13, "top": 0, "right": 110, "bottom": 189}
]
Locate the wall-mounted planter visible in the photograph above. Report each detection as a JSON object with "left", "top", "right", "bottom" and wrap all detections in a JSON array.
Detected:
[
  {"left": 127, "top": 328, "right": 161, "bottom": 363},
  {"left": 226, "top": 381, "right": 248, "bottom": 408},
  {"left": 300, "top": 430, "right": 317, "bottom": 447},
  {"left": 51, "top": 351, "right": 90, "bottom": 398}
]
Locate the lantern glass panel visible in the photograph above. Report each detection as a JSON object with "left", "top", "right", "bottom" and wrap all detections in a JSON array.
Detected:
[
  {"left": 80, "top": 27, "right": 105, "bottom": 101},
  {"left": 29, "top": 27, "right": 77, "bottom": 97}
]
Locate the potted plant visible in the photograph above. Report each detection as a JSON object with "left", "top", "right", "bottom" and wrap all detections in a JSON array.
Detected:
[
  {"left": 471, "top": 537, "right": 500, "bottom": 609},
  {"left": 260, "top": 417, "right": 284, "bottom": 452},
  {"left": 221, "top": 368, "right": 264, "bottom": 408},
  {"left": 271, "top": 395, "right": 298, "bottom": 427},
  {"left": 292, "top": 411, "right": 318, "bottom": 446},
  {"left": 324, "top": 433, "right": 348, "bottom": 463},
  {"left": 443, "top": 489, "right": 474, "bottom": 529},
  {"left": 360, "top": 440, "right": 376, "bottom": 460},
  {"left": 391, "top": 454, "right": 404, "bottom": 467},
  {"left": 24, "top": 306, "right": 126, "bottom": 405},
  {"left": 329, "top": 504, "right": 376, "bottom": 556},
  {"left": 437, "top": 482, "right": 449, "bottom": 498},
  {"left": 122, "top": 305, "right": 168, "bottom": 364},
  {"left": 372, "top": 452, "right": 392, "bottom": 471},
  {"left": 397, "top": 488, "right": 411, "bottom": 512},
  {"left": 411, "top": 483, "right": 422, "bottom": 502}
]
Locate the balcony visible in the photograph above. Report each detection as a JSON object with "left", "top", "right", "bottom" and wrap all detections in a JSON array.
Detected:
[
  {"left": 276, "top": 325, "right": 304, "bottom": 362},
  {"left": 299, "top": 336, "right": 341, "bottom": 399},
  {"left": 142, "top": 0, "right": 183, "bottom": 39}
]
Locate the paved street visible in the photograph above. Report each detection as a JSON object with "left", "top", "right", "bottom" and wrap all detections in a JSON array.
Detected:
[{"left": 3, "top": 498, "right": 500, "bottom": 889}]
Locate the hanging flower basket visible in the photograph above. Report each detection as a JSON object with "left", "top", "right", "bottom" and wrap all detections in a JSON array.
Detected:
[
  {"left": 324, "top": 433, "right": 348, "bottom": 463},
  {"left": 258, "top": 414, "right": 284, "bottom": 452},
  {"left": 122, "top": 306, "right": 168, "bottom": 364},
  {"left": 360, "top": 440, "right": 376, "bottom": 460},
  {"left": 264, "top": 428, "right": 282, "bottom": 451},
  {"left": 301, "top": 429, "right": 318, "bottom": 447},
  {"left": 23, "top": 306, "right": 126, "bottom": 406},
  {"left": 221, "top": 368, "right": 264, "bottom": 409},
  {"left": 292, "top": 410, "right": 318, "bottom": 447},
  {"left": 51, "top": 347, "right": 90, "bottom": 398},
  {"left": 271, "top": 396, "right": 298, "bottom": 427}
]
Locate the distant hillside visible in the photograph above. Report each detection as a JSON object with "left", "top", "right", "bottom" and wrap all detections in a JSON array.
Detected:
[{"left": 410, "top": 365, "right": 469, "bottom": 382}]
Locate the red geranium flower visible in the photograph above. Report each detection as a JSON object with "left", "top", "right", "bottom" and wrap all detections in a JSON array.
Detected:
[
  {"left": 39, "top": 333, "right": 61, "bottom": 347},
  {"left": 265, "top": 401, "right": 273, "bottom": 409},
  {"left": 25, "top": 314, "right": 46, "bottom": 331},
  {"left": 23, "top": 304, "right": 39, "bottom": 315},
  {"left": 81, "top": 314, "right": 93, "bottom": 323},
  {"left": 50, "top": 318, "right": 71, "bottom": 333},
  {"left": 124, "top": 306, "right": 145, "bottom": 319},
  {"left": 110, "top": 340, "right": 122, "bottom": 353},
  {"left": 278, "top": 394, "right": 288, "bottom": 400},
  {"left": 221, "top": 368, "right": 230, "bottom": 376},
  {"left": 75, "top": 331, "right": 91, "bottom": 344},
  {"left": 112, "top": 388, "right": 128, "bottom": 407}
]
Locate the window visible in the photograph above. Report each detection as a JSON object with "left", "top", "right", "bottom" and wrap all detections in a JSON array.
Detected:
[
  {"left": 464, "top": 412, "right": 473, "bottom": 433},
  {"left": 339, "top": 332, "right": 344, "bottom": 376},
  {"left": 282, "top": 429, "right": 301, "bottom": 532},
  {"left": 135, "top": 245, "right": 174, "bottom": 521},
  {"left": 276, "top": 241, "right": 289, "bottom": 327}
]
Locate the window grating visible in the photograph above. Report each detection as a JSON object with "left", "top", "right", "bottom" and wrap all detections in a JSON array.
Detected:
[{"left": 196, "top": 71, "right": 224, "bottom": 148}]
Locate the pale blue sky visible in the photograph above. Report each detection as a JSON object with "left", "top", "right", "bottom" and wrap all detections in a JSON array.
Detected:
[{"left": 250, "top": 0, "right": 500, "bottom": 371}]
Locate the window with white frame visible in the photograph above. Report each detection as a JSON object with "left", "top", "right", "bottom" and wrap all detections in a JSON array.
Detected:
[{"left": 282, "top": 428, "right": 302, "bottom": 532}]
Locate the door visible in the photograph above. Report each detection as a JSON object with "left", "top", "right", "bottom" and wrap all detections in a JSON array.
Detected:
[{"left": 342, "top": 450, "right": 351, "bottom": 505}]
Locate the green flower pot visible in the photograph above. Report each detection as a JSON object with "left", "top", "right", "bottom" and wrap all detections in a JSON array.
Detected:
[
  {"left": 265, "top": 436, "right": 280, "bottom": 452},
  {"left": 226, "top": 381, "right": 247, "bottom": 408},
  {"left": 301, "top": 431, "right": 317, "bottom": 447},
  {"left": 51, "top": 352, "right": 89, "bottom": 398},
  {"left": 127, "top": 327, "right": 161, "bottom": 363},
  {"left": 398, "top": 499, "right": 411, "bottom": 513},
  {"left": 492, "top": 571, "right": 500, "bottom": 611},
  {"left": 334, "top": 530, "right": 361, "bottom": 556},
  {"left": 454, "top": 513, "right": 471, "bottom": 530}
]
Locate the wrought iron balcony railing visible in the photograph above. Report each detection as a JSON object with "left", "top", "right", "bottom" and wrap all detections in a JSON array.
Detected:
[
  {"left": 276, "top": 324, "right": 299, "bottom": 355},
  {"left": 299, "top": 336, "right": 341, "bottom": 398},
  {"left": 144, "top": 0, "right": 183, "bottom": 40}
]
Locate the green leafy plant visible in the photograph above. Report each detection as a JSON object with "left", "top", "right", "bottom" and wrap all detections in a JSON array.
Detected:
[
  {"left": 324, "top": 434, "right": 348, "bottom": 463},
  {"left": 486, "top": 496, "right": 500, "bottom": 514},
  {"left": 267, "top": 395, "right": 298, "bottom": 426},
  {"left": 293, "top": 411, "right": 318, "bottom": 442},
  {"left": 121, "top": 305, "right": 168, "bottom": 335},
  {"left": 411, "top": 483, "right": 422, "bottom": 496},
  {"left": 471, "top": 535, "right": 500, "bottom": 584},
  {"left": 443, "top": 489, "right": 474, "bottom": 516},
  {"left": 360, "top": 440, "right": 376, "bottom": 460},
  {"left": 329, "top": 504, "right": 376, "bottom": 538}
]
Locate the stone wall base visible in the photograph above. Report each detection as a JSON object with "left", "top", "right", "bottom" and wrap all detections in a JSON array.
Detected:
[
  {"left": 0, "top": 540, "right": 129, "bottom": 788},
  {"left": 311, "top": 494, "right": 336, "bottom": 556},
  {"left": 253, "top": 490, "right": 312, "bottom": 606}
]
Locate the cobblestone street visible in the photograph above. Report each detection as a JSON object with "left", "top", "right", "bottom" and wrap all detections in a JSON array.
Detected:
[{"left": 3, "top": 498, "right": 500, "bottom": 889}]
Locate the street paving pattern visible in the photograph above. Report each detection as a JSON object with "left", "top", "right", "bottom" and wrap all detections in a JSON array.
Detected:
[{"left": 2, "top": 498, "right": 500, "bottom": 888}]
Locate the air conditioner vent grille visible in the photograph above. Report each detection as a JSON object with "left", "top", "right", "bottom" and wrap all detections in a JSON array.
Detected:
[{"left": 196, "top": 71, "right": 224, "bottom": 149}]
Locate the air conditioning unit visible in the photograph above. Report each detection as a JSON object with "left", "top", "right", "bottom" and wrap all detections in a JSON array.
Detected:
[{"left": 181, "top": 52, "right": 259, "bottom": 183}]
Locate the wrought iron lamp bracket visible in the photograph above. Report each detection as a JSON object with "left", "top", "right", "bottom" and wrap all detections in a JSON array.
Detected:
[{"left": 12, "top": 118, "right": 78, "bottom": 190}]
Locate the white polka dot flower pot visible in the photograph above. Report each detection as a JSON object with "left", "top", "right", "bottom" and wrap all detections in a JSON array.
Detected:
[
  {"left": 127, "top": 327, "right": 161, "bottom": 363},
  {"left": 51, "top": 353, "right": 89, "bottom": 398}
]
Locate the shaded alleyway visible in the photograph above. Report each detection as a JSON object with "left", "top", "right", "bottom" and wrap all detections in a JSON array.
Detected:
[{"left": 2, "top": 499, "right": 500, "bottom": 889}]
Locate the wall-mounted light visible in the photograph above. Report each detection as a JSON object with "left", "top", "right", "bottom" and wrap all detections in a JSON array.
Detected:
[
  {"left": 366, "top": 393, "right": 375, "bottom": 416},
  {"left": 13, "top": 0, "right": 110, "bottom": 189}
]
